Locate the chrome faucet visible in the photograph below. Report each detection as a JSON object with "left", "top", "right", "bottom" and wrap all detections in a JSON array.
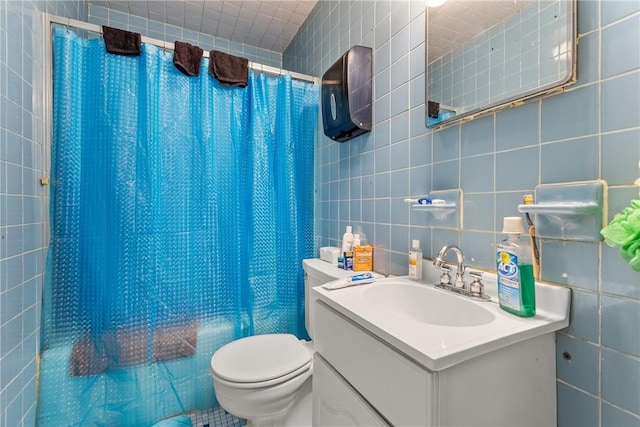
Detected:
[
  {"left": 433, "top": 245, "right": 491, "bottom": 301},
  {"left": 433, "top": 244, "right": 466, "bottom": 288}
]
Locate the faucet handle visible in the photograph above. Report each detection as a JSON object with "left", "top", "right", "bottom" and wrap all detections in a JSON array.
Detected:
[
  {"left": 438, "top": 265, "right": 452, "bottom": 285},
  {"left": 468, "top": 270, "right": 484, "bottom": 295}
]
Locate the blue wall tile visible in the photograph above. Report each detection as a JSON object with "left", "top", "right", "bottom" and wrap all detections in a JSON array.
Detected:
[
  {"left": 541, "top": 136, "right": 598, "bottom": 184},
  {"left": 495, "top": 147, "right": 539, "bottom": 191},
  {"left": 601, "top": 0, "right": 640, "bottom": 26},
  {"left": 601, "top": 295, "right": 640, "bottom": 356},
  {"left": 540, "top": 241, "right": 599, "bottom": 290},
  {"left": 602, "top": 71, "right": 640, "bottom": 132},
  {"left": 374, "top": 198, "right": 390, "bottom": 223},
  {"left": 410, "top": 134, "right": 431, "bottom": 166},
  {"left": 601, "top": 348, "right": 640, "bottom": 414},
  {"left": 577, "top": 0, "right": 599, "bottom": 33},
  {"left": 390, "top": 224, "right": 409, "bottom": 253},
  {"left": 463, "top": 193, "right": 495, "bottom": 232},
  {"left": 557, "top": 382, "right": 600, "bottom": 427},
  {"left": 460, "top": 231, "right": 495, "bottom": 270},
  {"left": 556, "top": 334, "right": 600, "bottom": 395},
  {"left": 432, "top": 159, "right": 459, "bottom": 190},
  {"left": 602, "top": 14, "right": 640, "bottom": 78},
  {"left": 541, "top": 85, "right": 599, "bottom": 142},
  {"left": 433, "top": 126, "right": 459, "bottom": 162},
  {"left": 602, "top": 130, "right": 640, "bottom": 185},
  {"left": 409, "top": 165, "right": 431, "bottom": 196},
  {"left": 390, "top": 197, "right": 410, "bottom": 225},
  {"left": 602, "top": 403, "right": 640, "bottom": 427},
  {"left": 461, "top": 115, "right": 494, "bottom": 156},
  {"left": 432, "top": 229, "right": 461, "bottom": 258},
  {"left": 390, "top": 169, "right": 410, "bottom": 197},
  {"left": 562, "top": 289, "right": 600, "bottom": 343},
  {"left": 461, "top": 154, "right": 494, "bottom": 193},
  {"left": 390, "top": 111, "right": 410, "bottom": 143},
  {"left": 602, "top": 243, "right": 640, "bottom": 299},
  {"left": 576, "top": 32, "right": 600, "bottom": 87},
  {"left": 495, "top": 102, "right": 539, "bottom": 151},
  {"left": 495, "top": 192, "right": 529, "bottom": 228},
  {"left": 362, "top": 199, "right": 375, "bottom": 223}
]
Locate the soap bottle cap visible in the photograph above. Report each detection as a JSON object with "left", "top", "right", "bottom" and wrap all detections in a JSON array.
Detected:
[
  {"left": 412, "top": 239, "right": 421, "bottom": 249},
  {"left": 502, "top": 217, "right": 525, "bottom": 234},
  {"left": 346, "top": 225, "right": 352, "bottom": 233}
]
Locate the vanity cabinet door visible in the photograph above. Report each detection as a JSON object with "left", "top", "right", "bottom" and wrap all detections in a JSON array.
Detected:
[
  {"left": 313, "top": 353, "right": 389, "bottom": 427},
  {"left": 315, "top": 301, "right": 435, "bottom": 426}
]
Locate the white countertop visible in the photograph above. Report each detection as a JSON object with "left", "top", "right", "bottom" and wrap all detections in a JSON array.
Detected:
[{"left": 313, "top": 264, "right": 571, "bottom": 372}]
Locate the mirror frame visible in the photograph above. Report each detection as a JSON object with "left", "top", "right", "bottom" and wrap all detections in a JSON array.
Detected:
[{"left": 425, "top": 0, "right": 577, "bottom": 128}]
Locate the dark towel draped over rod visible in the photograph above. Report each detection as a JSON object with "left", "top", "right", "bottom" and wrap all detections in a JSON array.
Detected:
[
  {"left": 102, "top": 25, "right": 141, "bottom": 56},
  {"left": 173, "top": 41, "right": 204, "bottom": 77},
  {"left": 49, "top": 14, "right": 318, "bottom": 84},
  {"left": 209, "top": 50, "right": 249, "bottom": 88}
]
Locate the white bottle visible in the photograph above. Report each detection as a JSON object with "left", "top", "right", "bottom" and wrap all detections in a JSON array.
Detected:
[
  {"left": 408, "top": 239, "right": 423, "bottom": 280},
  {"left": 341, "top": 226, "right": 354, "bottom": 253}
]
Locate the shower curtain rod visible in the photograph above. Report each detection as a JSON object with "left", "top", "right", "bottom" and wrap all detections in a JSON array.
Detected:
[{"left": 48, "top": 14, "right": 319, "bottom": 84}]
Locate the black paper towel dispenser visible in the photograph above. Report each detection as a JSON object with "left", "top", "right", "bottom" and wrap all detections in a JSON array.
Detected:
[{"left": 321, "top": 46, "right": 372, "bottom": 142}]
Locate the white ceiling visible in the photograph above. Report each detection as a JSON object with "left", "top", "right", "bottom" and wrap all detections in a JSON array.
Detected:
[
  {"left": 89, "top": 0, "right": 318, "bottom": 53},
  {"left": 90, "top": 1, "right": 536, "bottom": 60},
  {"left": 427, "top": 0, "right": 536, "bottom": 63}
]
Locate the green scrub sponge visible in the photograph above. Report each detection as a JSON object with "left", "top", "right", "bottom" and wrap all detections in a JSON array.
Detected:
[{"left": 601, "top": 199, "right": 640, "bottom": 271}]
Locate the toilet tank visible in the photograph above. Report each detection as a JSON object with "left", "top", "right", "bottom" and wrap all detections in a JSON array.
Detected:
[{"left": 303, "top": 259, "right": 354, "bottom": 340}]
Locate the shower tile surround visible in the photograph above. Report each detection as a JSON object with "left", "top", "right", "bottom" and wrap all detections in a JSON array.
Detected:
[
  {"left": 0, "top": 0, "right": 638, "bottom": 426},
  {"left": 0, "top": 1, "right": 87, "bottom": 425},
  {"left": 284, "top": 0, "right": 640, "bottom": 425}
]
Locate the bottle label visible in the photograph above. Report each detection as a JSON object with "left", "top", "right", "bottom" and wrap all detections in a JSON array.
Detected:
[
  {"left": 497, "top": 248, "right": 521, "bottom": 311},
  {"left": 408, "top": 252, "right": 418, "bottom": 278},
  {"left": 353, "top": 245, "right": 373, "bottom": 271}
]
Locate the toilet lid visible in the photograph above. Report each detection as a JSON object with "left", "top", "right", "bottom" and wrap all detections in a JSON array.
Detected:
[{"left": 211, "top": 334, "right": 311, "bottom": 383}]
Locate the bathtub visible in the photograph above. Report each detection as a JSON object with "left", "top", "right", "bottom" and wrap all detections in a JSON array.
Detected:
[{"left": 37, "top": 318, "right": 238, "bottom": 426}]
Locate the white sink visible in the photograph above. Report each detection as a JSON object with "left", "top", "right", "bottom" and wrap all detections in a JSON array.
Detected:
[
  {"left": 314, "top": 264, "right": 571, "bottom": 371},
  {"left": 362, "top": 283, "right": 495, "bottom": 327}
]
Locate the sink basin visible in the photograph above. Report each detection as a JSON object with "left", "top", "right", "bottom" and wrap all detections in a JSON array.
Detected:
[
  {"left": 362, "top": 283, "right": 494, "bottom": 327},
  {"left": 313, "top": 272, "right": 571, "bottom": 371}
]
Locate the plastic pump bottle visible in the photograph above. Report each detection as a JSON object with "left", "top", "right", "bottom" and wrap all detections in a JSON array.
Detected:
[
  {"left": 408, "top": 239, "right": 423, "bottom": 280},
  {"left": 496, "top": 217, "right": 536, "bottom": 317},
  {"left": 341, "top": 226, "right": 354, "bottom": 253}
]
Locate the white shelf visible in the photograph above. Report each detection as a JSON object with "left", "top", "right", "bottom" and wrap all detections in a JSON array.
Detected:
[
  {"left": 412, "top": 203, "right": 457, "bottom": 212},
  {"left": 517, "top": 202, "right": 600, "bottom": 215},
  {"left": 408, "top": 189, "right": 463, "bottom": 229},
  {"left": 519, "top": 180, "right": 607, "bottom": 242}
]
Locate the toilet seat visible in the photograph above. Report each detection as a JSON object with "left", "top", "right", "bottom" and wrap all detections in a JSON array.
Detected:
[{"left": 211, "top": 334, "right": 312, "bottom": 388}]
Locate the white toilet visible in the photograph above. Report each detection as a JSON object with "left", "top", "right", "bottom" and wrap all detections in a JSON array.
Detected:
[{"left": 209, "top": 258, "right": 352, "bottom": 426}]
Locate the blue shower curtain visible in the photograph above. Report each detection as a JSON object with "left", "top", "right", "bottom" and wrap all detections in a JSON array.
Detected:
[{"left": 38, "top": 27, "right": 317, "bottom": 426}]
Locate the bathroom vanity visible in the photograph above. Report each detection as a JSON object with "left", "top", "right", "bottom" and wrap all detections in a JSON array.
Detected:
[{"left": 311, "top": 267, "right": 570, "bottom": 426}]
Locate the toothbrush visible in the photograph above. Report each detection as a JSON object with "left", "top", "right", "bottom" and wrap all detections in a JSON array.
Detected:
[{"left": 523, "top": 195, "right": 541, "bottom": 279}]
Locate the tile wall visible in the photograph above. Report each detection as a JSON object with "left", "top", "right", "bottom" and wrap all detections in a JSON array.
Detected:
[
  {"left": 284, "top": 0, "right": 640, "bottom": 425},
  {"left": 0, "top": 1, "right": 86, "bottom": 425},
  {"left": 88, "top": 4, "right": 282, "bottom": 68}
]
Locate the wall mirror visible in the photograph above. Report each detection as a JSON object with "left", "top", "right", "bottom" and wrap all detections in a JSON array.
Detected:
[{"left": 425, "top": 0, "right": 576, "bottom": 128}]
